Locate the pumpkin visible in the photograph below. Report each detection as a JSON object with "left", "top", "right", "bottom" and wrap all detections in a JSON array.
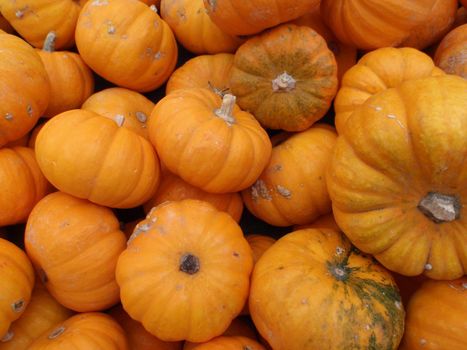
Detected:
[
  {"left": 24, "top": 191, "right": 127, "bottom": 312},
  {"left": 75, "top": 0, "right": 178, "bottom": 92},
  {"left": 242, "top": 124, "right": 337, "bottom": 226},
  {"left": 161, "top": 0, "right": 242, "bottom": 55},
  {"left": 0, "top": 33, "right": 50, "bottom": 147},
  {"left": 35, "top": 109, "right": 160, "bottom": 208},
  {"left": 434, "top": 24, "right": 467, "bottom": 79},
  {"left": 82, "top": 87, "right": 155, "bottom": 140},
  {"left": 149, "top": 89, "right": 271, "bottom": 194},
  {"left": 0, "top": 147, "right": 50, "bottom": 227},
  {"left": 250, "top": 228, "right": 405, "bottom": 350},
  {"left": 203, "top": 0, "right": 319, "bottom": 36},
  {"left": 27, "top": 122, "right": 46, "bottom": 150},
  {"left": 37, "top": 32, "right": 94, "bottom": 118},
  {"left": 0, "top": 0, "right": 80, "bottom": 49},
  {"left": 327, "top": 75, "right": 467, "bottom": 280},
  {"left": 116, "top": 199, "right": 253, "bottom": 342},
  {"left": 27, "top": 313, "right": 128, "bottom": 349},
  {"left": 294, "top": 213, "right": 341, "bottom": 232},
  {"left": 144, "top": 169, "right": 243, "bottom": 222},
  {"left": 334, "top": 47, "right": 444, "bottom": 134},
  {"left": 0, "top": 238, "right": 35, "bottom": 339},
  {"left": 399, "top": 278, "right": 467, "bottom": 350},
  {"left": 166, "top": 53, "right": 234, "bottom": 95},
  {"left": 0, "top": 282, "right": 72, "bottom": 350},
  {"left": 453, "top": 6, "right": 467, "bottom": 29},
  {"left": 80, "top": 0, "right": 160, "bottom": 6},
  {"left": 189, "top": 336, "right": 265, "bottom": 350},
  {"left": 230, "top": 24, "right": 338, "bottom": 132},
  {"left": 109, "top": 305, "right": 183, "bottom": 350},
  {"left": 4, "top": 134, "right": 29, "bottom": 148},
  {"left": 320, "top": 0, "right": 437, "bottom": 50}
]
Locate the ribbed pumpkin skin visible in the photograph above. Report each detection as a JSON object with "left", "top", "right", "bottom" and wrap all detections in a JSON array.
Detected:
[
  {"left": 242, "top": 124, "right": 337, "bottom": 226},
  {"left": 250, "top": 229, "right": 405, "bottom": 350},
  {"left": 24, "top": 192, "right": 127, "bottom": 312},
  {"left": 230, "top": 24, "right": 338, "bottom": 132},
  {"left": 399, "top": 278, "right": 467, "bottom": 350},
  {"left": 35, "top": 109, "right": 160, "bottom": 208},
  {"left": 434, "top": 24, "right": 467, "bottom": 79},
  {"left": 0, "top": 33, "right": 50, "bottom": 147},
  {"left": 327, "top": 75, "right": 467, "bottom": 280},
  {"left": 320, "top": 0, "right": 437, "bottom": 50},
  {"left": 0, "top": 147, "right": 50, "bottom": 227},
  {"left": 203, "top": 0, "right": 319, "bottom": 36},
  {"left": 190, "top": 336, "right": 265, "bottom": 350},
  {"left": 82, "top": 88, "right": 154, "bottom": 140},
  {"left": 116, "top": 200, "right": 253, "bottom": 342},
  {"left": 0, "top": 238, "right": 35, "bottom": 339},
  {"left": 27, "top": 313, "right": 128, "bottom": 350},
  {"left": 0, "top": 283, "right": 72, "bottom": 350},
  {"left": 0, "top": 0, "right": 80, "bottom": 49},
  {"left": 166, "top": 53, "right": 234, "bottom": 95},
  {"left": 75, "top": 0, "right": 178, "bottom": 92},
  {"left": 334, "top": 47, "right": 444, "bottom": 134}
]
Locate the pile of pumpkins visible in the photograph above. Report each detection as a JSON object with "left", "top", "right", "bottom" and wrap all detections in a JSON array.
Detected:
[{"left": 0, "top": 0, "right": 466, "bottom": 349}]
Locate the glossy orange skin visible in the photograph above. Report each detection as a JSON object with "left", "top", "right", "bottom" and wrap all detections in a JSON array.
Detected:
[
  {"left": 190, "top": 336, "right": 265, "bottom": 350},
  {"left": 116, "top": 200, "right": 253, "bottom": 342},
  {"left": 0, "top": 238, "right": 35, "bottom": 339},
  {"left": 24, "top": 192, "right": 127, "bottom": 312},
  {"left": 27, "top": 313, "right": 128, "bottom": 350},
  {"left": 0, "top": 33, "right": 50, "bottom": 147},
  {"left": 434, "top": 24, "right": 467, "bottom": 79},
  {"left": 149, "top": 88, "right": 271, "bottom": 194},
  {"left": 242, "top": 124, "right": 337, "bottom": 226},
  {"left": 75, "top": 0, "right": 177, "bottom": 92},
  {"left": 0, "top": 147, "right": 50, "bottom": 227},
  {"left": 327, "top": 75, "right": 467, "bottom": 280},
  {"left": 35, "top": 109, "right": 160, "bottom": 208},
  {"left": 334, "top": 47, "right": 444, "bottom": 134},
  {"left": 399, "top": 278, "right": 467, "bottom": 350}
]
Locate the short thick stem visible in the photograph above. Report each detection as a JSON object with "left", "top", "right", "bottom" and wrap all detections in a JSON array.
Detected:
[
  {"left": 179, "top": 253, "right": 200, "bottom": 275},
  {"left": 214, "top": 94, "right": 236, "bottom": 126},
  {"left": 272, "top": 72, "right": 296, "bottom": 92},
  {"left": 418, "top": 192, "right": 460, "bottom": 223},
  {"left": 43, "top": 31, "right": 56, "bottom": 52}
]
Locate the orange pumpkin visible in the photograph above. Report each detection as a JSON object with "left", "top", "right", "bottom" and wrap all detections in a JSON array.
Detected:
[
  {"left": 189, "top": 336, "right": 265, "bottom": 350},
  {"left": 161, "top": 0, "right": 242, "bottom": 54},
  {"left": 230, "top": 24, "right": 338, "bottom": 131},
  {"left": 203, "top": 0, "right": 319, "bottom": 36},
  {"left": 242, "top": 124, "right": 337, "bottom": 226},
  {"left": 334, "top": 47, "right": 444, "bottom": 134},
  {"left": 37, "top": 32, "right": 94, "bottom": 118},
  {"left": 27, "top": 313, "right": 128, "bottom": 349},
  {"left": 0, "top": 282, "right": 72, "bottom": 350},
  {"left": 166, "top": 53, "right": 234, "bottom": 95},
  {"left": 250, "top": 228, "right": 405, "bottom": 350},
  {"left": 327, "top": 75, "right": 467, "bottom": 280},
  {"left": 80, "top": 0, "right": 160, "bottom": 6},
  {"left": 293, "top": 213, "right": 341, "bottom": 231},
  {"left": 75, "top": 0, "right": 178, "bottom": 92},
  {"left": 399, "top": 278, "right": 467, "bottom": 350},
  {"left": 24, "top": 192, "right": 127, "bottom": 312},
  {"left": 82, "top": 87, "right": 155, "bottom": 140},
  {"left": 35, "top": 109, "right": 160, "bottom": 208},
  {"left": 116, "top": 200, "right": 253, "bottom": 342},
  {"left": 434, "top": 24, "right": 467, "bottom": 79},
  {"left": 0, "top": 33, "right": 50, "bottom": 147},
  {"left": 0, "top": 238, "right": 35, "bottom": 339},
  {"left": 27, "top": 122, "right": 46, "bottom": 150},
  {"left": 149, "top": 89, "right": 271, "bottom": 194},
  {"left": 0, "top": 147, "right": 50, "bottom": 227}
]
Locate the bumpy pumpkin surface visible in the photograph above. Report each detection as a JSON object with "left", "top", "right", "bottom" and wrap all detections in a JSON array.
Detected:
[
  {"left": 434, "top": 24, "right": 467, "bottom": 79},
  {"left": 116, "top": 200, "right": 253, "bottom": 342},
  {"left": 230, "top": 24, "right": 338, "bottom": 131},
  {"left": 327, "top": 75, "right": 467, "bottom": 280}
]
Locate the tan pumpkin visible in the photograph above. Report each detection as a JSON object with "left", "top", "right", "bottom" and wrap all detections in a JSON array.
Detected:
[
  {"left": 230, "top": 24, "right": 338, "bottom": 131},
  {"left": 334, "top": 47, "right": 444, "bottom": 134},
  {"left": 242, "top": 124, "right": 337, "bottom": 226},
  {"left": 75, "top": 0, "right": 178, "bottom": 92},
  {"left": 82, "top": 87, "right": 155, "bottom": 140},
  {"left": 166, "top": 53, "right": 234, "bottom": 95},
  {"left": 434, "top": 24, "right": 467, "bottom": 79},
  {"left": 24, "top": 192, "right": 127, "bottom": 312}
]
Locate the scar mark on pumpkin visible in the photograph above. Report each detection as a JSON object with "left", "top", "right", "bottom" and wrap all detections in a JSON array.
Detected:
[
  {"left": 251, "top": 180, "right": 271, "bottom": 201},
  {"left": 386, "top": 114, "right": 405, "bottom": 129},
  {"left": 276, "top": 185, "right": 292, "bottom": 199}
]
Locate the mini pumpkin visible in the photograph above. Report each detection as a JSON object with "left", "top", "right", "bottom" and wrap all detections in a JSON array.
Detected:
[
  {"left": 230, "top": 24, "right": 338, "bottom": 131},
  {"left": 189, "top": 336, "right": 265, "bottom": 350},
  {"left": 434, "top": 24, "right": 467, "bottom": 79}
]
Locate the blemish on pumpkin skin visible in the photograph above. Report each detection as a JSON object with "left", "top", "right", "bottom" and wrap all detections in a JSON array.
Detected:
[
  {"left": 233, "top": 252, "right": 240, "bottom": 257},
  {"left": 276, "top": 185, "right": 292, "bottom": 199},
  {"left": 424, "top": 263, "right": 433, "bottom": 271},
  {"left": 1, "top": 329, "right": 14, "bottom": 342},
  {"left": 4, "top": 113, "right": 13, "bottom": 121},
  {"left": 251, "top": 180, "right": 272, "bottom": 202}
]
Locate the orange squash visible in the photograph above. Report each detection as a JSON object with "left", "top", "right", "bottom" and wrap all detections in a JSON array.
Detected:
[
  {"left": 189, "top": 336, "right": 265, "bottom": 350},
  {"left": 434, "top": 24, "right": 467, "bottom": 79},
  {"left": 24, "top": 192, "right": 127, "bottom": 312},
  {"left": 294, "top": 213, "right": 341, "bottom": 232}
]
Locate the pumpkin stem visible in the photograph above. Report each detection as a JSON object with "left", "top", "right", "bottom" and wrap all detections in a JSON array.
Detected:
[
  {"left": 214, "top": 94, "right": 236, "bottom": 126},
  {"left": 43, "top": 31, "right": 57, "bottom": 52},
  {"left": 179, "top": 253, "right": 200, "bottom": 275},
  {"left": 48, "top": 326, "right": 65, "bottom": 340},
  {"left": 328, "top": 262, "right": 350, "bottom": 282},
  {"left": 272, "top": 72, "right": 296, "bottom": 92},
  {"left": 418, "top": 192, "right": 460, "bottom": 223}
]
